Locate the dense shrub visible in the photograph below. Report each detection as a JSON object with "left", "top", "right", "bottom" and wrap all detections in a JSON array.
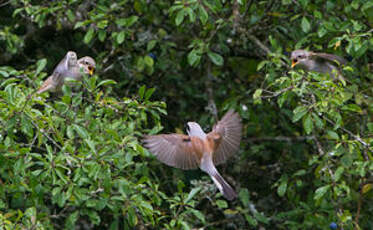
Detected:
[{"left": 0, "top": 0, "right": 372, "bottom": 229}]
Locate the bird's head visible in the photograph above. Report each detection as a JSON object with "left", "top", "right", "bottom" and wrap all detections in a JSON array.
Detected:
[
  {"left": 290, "top": 49, "right": 311, "bottom": 68},
  {"left": 78, "top": 56, "right": 96, "bottom": 76}
]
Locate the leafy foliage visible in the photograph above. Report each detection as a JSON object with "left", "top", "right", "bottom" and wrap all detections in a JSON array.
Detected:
[{"left": 0, "top": 0, "right": 372, "bottom": 229}]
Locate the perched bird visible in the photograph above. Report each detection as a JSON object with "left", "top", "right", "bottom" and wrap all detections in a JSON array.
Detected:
[
  {"left": 290, "top": 49, "right": 347, "bottom": 81},
  {"left": 143, "top": 110, "right": 242, "bottom": 200},
  {"left": 36, "top": 52, "right": 96, "bottom": 94}
]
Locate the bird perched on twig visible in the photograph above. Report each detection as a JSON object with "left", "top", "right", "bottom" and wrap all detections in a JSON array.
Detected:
[
  {"left": 290, "top": 49, "right": 347, "bottom": 81},
  {"left": 36, "top": 51, "right": 96, "bottom": 95},
  {"left": 143, "top": 110, "right": 242, "bottom": 200}
]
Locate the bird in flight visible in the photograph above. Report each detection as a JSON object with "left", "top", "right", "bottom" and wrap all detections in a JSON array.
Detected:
[{"left": 144, "top": 110, "right": 242, "bottom": 200}]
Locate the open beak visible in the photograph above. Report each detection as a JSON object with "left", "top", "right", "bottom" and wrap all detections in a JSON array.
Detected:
[
  {"left": 291, "top": 59, "right": 298, "bottom": 68},
  {"left": 88, "top": 66, "right": 94, "bottom": 75}
]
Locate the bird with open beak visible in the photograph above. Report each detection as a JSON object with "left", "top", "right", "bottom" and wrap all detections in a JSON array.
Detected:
[
  {"left": 143, "top": 110, "right": 242, "bottom": 200},
  {"left": 36, "top": 52, "right": 96, "bottom": 95},
  {"left": 290, "top": 49, "right": 347, "bottom": 81}
]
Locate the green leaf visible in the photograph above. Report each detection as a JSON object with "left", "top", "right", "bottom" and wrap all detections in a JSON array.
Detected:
[
  {"left": 145, "top": 88, "right": 156, "bottom": 100},
  {"left": 138, "top": 85, "right": 146, "bottom": 99},
  {"left": 127, "top": 206, "right": 138, "bottom": 226},
  {"left": 253, "top": 89, "right": 262, "bottom": 104},
  {"left": 97, "top": 79, "right": 117, "bottom": 88},
  {"left": 115, "top": 18, "right": 127, "bottom": 26},
  {"left": 35, "top": 58, "right": 47, "bottom": 75},
  {"left": 312, "top": 112, "right": 324, "bottom": 129},
  {"left": 98, "top": 30, "right": 107, "bottom": 42},
  {"left": 126, "top": 16, "right": 139, "bottom": 27},
  {"left": 144, "top": 55, "right": 154, "bottom": 67},
  {"left": 216, "top": 200, "right": 228, "bottom": 209},
  {"left": 0, "top": 70, "right": 9, "bottom": 77},
  {"left": 292, "top": 106, "right": 308, "bottom": 122},
  {"left": 294, "top": 169, "right": 306, "bottom": 176},
  {"left": 185, "top": 187, "right": 201, "bottom": 203},
  {"left": 85, "top": 139, "right": 96, "bottom": 153},
  {"left": 207, "top": 51, "right": 224, "bottom": 66},
  {"left": 84, "top": 27, "right": 95, "bottom": 44},
  {"left": 169, "top": 5, "right": 184, "bottom": 13},
  {"left": 136, "top": 57, "right": 145, "bottom": 71},
  {"left": 254, "top": 212, "right": 269, "bottom": 224},
  {"left": 257, "top": 60, "right": 268, "bottom": 70},
  {"left": 74, "top": 21, "right": 89, "bottom": 29},
  {"left": 190, "top": 209, "right": 205, "bottom": 224},
  {"left": 67, "top": 125, "right": 74, "bottom": 139},
  {"left": 326, "top": 130, "right": 339, "bottom": 140},
  {"left": 185, "top": 7, "right": 196, "bottom": 23},
  {"left": 245, "top": 214, "right": 258, "bottom": 226},
  {"left": 147, "top": 40, "right": 157, "bottom": 51},
  {"left": 367, "top": 122, "right": 373, "bottom": 132},
  {"left": 239, "top": 188, "right": 250, "bottom": 207},
  {"left": 73, "top": 124, "right": 89, "bottom": 139},
  {"left": 175, "top": 9, "right": 185, "bottom": 26},
  {"left": 314, "top": 185, "right": 331, "bottom": 200},
  {"left": 65, "top": 211, "right": 79, "bottom": 229},
  {"left": 341, "top": 104, "right": 362, "bottom": 113},
  {"left": 334, "top": 167, "right": 344, "bottom": 182},
  {"left": 21, "top": 114, "right": 33, "bottom": 137},
  {"left": 187, "top": 49, "right": 201, "bottom": 66},
  {"left": 301, "top": 17, "right": 311, "bottom": 33},
  {"left": 277, "top": 180, "right": 287, "bottom": 197},
  {"left": 362, "top": 184, "right": 372, "bottom": 194},
  {"left": 97, "top": 20, "right": 108, "bottom": 29},
  {"left": 303, "top": 114, "right": 314, "bottom": 135},
  {"left": 199, "top": 6, "right": 208, "bottom": 25},
  {"left": 117, "top": 31, "right": 125, "bottom": 44},
  {"left": 115, "top": 16, "right": 139, "bottom": 27},
  {"left": 362, "top": 1, "right": 373, "bottom": 11},
  {"left": 66, "top": 10, "right": 75, "bottom": 22}
]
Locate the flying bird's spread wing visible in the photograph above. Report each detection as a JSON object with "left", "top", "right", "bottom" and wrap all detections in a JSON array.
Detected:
[
  {"left": 211, "top": 110, "right": 242, "bottom": 165},
  {"left": 311, "top": 52, "right": 347, "bottom": 66},
  {"left": 143, "top": 134, "right": 201, "bottom": 170}
]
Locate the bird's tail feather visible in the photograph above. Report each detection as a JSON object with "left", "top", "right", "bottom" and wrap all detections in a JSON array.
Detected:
[{"left": 210, "top": 171, "right": 237, "bottom": 201}]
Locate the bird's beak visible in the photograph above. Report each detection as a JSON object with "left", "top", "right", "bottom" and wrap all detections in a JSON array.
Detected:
[
  {"left": 88, "top": 66, "right": 94, "bottom": 75},
  {"left": 291, "top": 60, "right": 298, "bottom": 68}
]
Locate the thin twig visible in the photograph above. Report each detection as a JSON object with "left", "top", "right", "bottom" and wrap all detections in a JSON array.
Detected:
[
  {"left": 0, "top": 0, "right": 11, "bottom": 7},
  {"left": 26, "top": 113, "right": 62, "bottom": 150},
  {"left": 313, "top": 135, "right": 325, "bottom": 156},
  {"left": 261, "top": 85, "right": 294, "bottom": 99},
  {"left": 310, "top": 95, "right": 370, "bottom": 149},
  {"left": 246, "top": 34, "right": 272, "bottom": 56},
  {"left": 323, "top": 116, "right": 369, "bottom": 148}
]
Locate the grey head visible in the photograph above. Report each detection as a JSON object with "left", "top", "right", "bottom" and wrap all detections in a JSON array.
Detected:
[
  {"left": 290, "top": 49, "right": 314, "bottom": 69},
  {"left": 186, "top": 122, "right": 206, "bottom": 139},
  {"left": 78, "top": 56, "right": 96, "bottom": 76}
]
